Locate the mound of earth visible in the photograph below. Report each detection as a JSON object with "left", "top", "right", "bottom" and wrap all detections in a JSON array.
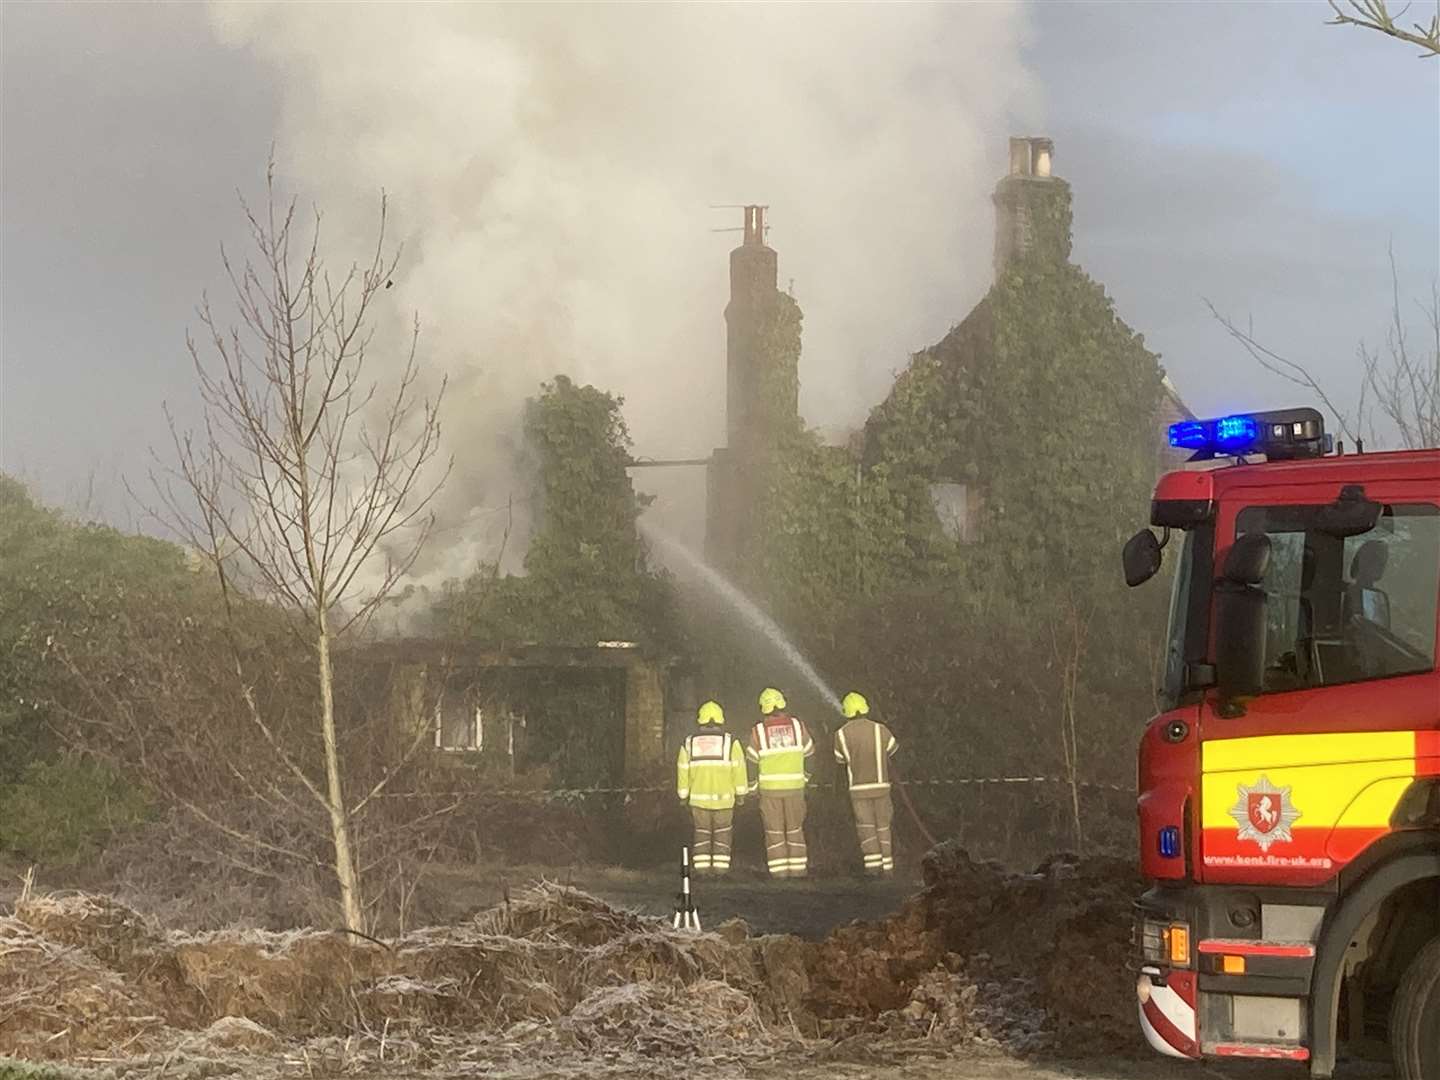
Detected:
[
  {"left": 0, "top": 883, "right": 811, "bottom": 1074},
  {"left": 793, "top": 842, "right": 1140, "bottom": 1055},
  {"left": 0, "top": 847, "right": 1142, "bottom": 1075}
]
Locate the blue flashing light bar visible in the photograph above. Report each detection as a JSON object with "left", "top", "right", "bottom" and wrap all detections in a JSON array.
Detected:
[
  {"left": 1168, "top": 421, "right": 1208, "bottom": 450},
  {"left": 1214, "top": 415, "right": 1258, "bottom": 449},
  {"left": 1167, "top": 407, "right": 1328, "bottom": 462}
]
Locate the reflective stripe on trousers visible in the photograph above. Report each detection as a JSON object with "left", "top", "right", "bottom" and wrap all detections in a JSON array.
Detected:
[
  {"left": 852, "top": 792, "right": 895, "bottom": 874},
  {"left": 760, "top": 791, "right": 807, "bottom": 877},
  {"left": 690, "top": 806, "right": 734, "bottom": 875}
]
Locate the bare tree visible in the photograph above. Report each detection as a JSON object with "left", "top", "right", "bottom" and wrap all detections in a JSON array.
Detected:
[
  {"left": 1327, "top": 1, "right": 1440, "bottom": 57},
  {"left": 1205, "top": 299, "right": 1373, "bottom": 448},
  {"left": 1360, "top": 260, "right": 1440, "bottom": 448},
  {"left": 1049, "top": 592, "right": 1090, "bottom": 854},
  {"left": 157, "top": 164, "right": 449, "bottom": 931},
  {"left": 1206, "top": 252, "right": 1440, "bottom": 451}
]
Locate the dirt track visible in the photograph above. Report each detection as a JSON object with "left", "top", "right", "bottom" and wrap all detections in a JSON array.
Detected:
[
  {"left": 438, "top": 863, "right": 919, "bottom": 939},
  {"left": 338, "top": 1052, "right": 1394, "bottom": 1079},
  {"left": 772, "top": 1058, "right": 1391, "bottom": 1079}
]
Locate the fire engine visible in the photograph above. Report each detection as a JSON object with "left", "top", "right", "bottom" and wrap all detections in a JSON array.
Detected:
[{"left": 1123, "top": 407, "right": 1439, "bottom": 1078}]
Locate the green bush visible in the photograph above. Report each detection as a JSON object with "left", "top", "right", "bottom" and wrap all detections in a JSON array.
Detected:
[
  {"left": 0, "top": 757, "right": 149, "bottom": 863},
  {"left": 0, "top": 473, "right": 210, "bottom": 786}
]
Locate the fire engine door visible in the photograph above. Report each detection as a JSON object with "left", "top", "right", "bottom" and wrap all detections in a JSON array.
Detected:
[{"left": 1197, "top": 475, "right": 1440, "bottom": 886}]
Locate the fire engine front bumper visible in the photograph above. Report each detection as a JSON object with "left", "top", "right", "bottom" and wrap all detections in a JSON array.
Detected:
[
  {"left": 1135, "top": 887, "right": 1201, "bottom": 1059},
  {"left": 1135, "top": 882, "right": 1326, "bottom": 1065},
  {"left": 1136, "top": 965, "right": 1199, "bottom": 1059}
]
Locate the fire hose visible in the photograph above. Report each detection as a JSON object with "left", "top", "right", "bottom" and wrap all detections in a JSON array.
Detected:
[{"left": 888, "top": 762, "right": 940, "bottom": 850}]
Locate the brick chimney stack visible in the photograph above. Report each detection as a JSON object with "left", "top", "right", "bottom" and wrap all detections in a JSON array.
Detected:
[
  {"left": 726, "top": 205, "right": 781, "bottom": 450},
  {"left": 706, "top": 205, "right": 802, "bottom": 572},
  {"left": 993, "top": 136, "right": 1071, "bottom": 277}
]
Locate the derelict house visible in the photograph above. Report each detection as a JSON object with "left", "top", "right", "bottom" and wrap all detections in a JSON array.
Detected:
[{"left": 359, "top": 136, "right": 1189, "bottom": 790}]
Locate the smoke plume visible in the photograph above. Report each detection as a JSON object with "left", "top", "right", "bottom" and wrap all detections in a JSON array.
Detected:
[{"left": 210, "top": 3, "right": 1036, "bottom": 574}]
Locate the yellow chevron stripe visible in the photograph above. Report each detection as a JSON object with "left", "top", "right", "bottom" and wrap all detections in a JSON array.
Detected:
[
  {"left": 1202, "top": 732, "right": 1414, "bottom": 771},
  {"left": 1201, "top": 731, "right": 1417, "bottom": 830}
]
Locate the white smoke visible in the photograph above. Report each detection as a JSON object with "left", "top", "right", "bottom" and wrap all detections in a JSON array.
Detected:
[{"left": 209, "top": 3, "right": 1037, "bottom": 574}]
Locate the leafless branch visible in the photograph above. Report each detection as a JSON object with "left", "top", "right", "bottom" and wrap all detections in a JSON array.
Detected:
[
  {"left": 349, "top": 675, "right": 450, "bottom": 818},
  {"left": 1357, "top": 247, "right": 1440, "bottom": 448},
  {"left": 1207, "top": 251, "right": 1438, "bottom": 452},
  {"left": 1205, "top": 299, "right": 1367, "bottom": 446},
  {"left": 1328, "top": 0, "right": 1440, "bottom": 56}
]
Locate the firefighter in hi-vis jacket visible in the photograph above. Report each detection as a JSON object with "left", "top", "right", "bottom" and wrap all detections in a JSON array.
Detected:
[
  {"left": 834, "top": 691, "right": 898, "bottom": 876},
  {"left": 748, "top": 687, "right": 815, "bottom": 878},
  {"left": 675, "top": 700, "right": 749, "bottom": 876}
]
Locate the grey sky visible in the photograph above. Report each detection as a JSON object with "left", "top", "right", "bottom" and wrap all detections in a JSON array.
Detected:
[
  {"left": 2, "top": 2, "right": 1437, "bottom": 536},
  {"left": 2, "top": 2, "right": 276, "bottom": 521},
  {"left": 1033, "top": 3, "right": 1439, "bottom": 428}
]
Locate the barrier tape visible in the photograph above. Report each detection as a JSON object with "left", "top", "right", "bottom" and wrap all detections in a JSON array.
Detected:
[{"left": 372, "top": 776, "right": 1131, "bottom": 799}]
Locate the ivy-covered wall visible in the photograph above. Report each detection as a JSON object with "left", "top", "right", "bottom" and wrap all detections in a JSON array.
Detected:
[
  {"left": 714, "top": 156, "right": 1164, "bottom": 628},
  {"left": 971, "top": 257, "right": 1165, "bottom": 593},
  {"left": 739, "top": 230, "right": 1167, "bottom": 633},
  {"left": 433, "top": 375, "right": 678, "bottom": 649},
  {"left": 700, "top": 162, "right": 1174, "bottom": 839},
  {"left": 862, "top": 167, "right": 1164, "bottom": 599},
  {"left": 726, "top": 251, "right": 803, "bottom": 453},
  {"left": 993, "top": 172, "right": 1074, "bottom": 273}
]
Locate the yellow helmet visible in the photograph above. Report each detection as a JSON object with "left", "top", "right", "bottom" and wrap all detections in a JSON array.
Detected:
[
  {"left": 758, "top": 687, "right": 786, "bottom": 715},
  {"left": 841, "top": 691, "right": 869, "bottom": 718},
  {"left": 697, "top": 700, "right": 725, "bottom": 726}
]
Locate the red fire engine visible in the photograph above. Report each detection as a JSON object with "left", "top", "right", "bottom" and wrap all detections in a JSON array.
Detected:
[{"left": 1124, "top": 407, "right": 1438, "bottom": 1078}]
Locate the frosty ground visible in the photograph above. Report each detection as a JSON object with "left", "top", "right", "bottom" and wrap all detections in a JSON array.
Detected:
[{"left": 0, "top": 845, "right": 1393, "bottom": 1080}]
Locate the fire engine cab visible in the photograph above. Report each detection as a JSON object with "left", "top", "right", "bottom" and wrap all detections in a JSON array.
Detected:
[{"left": 1123, "top": 407, "right": 1439, "bottom": 1078}]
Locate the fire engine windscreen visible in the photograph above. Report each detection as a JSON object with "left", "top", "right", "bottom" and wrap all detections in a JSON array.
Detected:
[
  {"left": 1230, "top": 503, "right": 1439, "bottom": 693},
  {"left": 1158, "top": 527, "right": 1207, "bottom": 711}
]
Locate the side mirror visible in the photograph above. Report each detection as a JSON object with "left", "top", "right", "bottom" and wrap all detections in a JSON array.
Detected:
[
  {"left": 1123, "top": 529, "right": 1163, "bottom": 587},
  {"left": 1215, "top": 533, "right": 1271, "bottom": 704},
  {"left": 1223, "top": 533, "right": 1271, "bottom": 585}
]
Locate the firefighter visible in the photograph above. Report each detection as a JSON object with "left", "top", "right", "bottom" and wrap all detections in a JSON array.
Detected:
[
  {"left": 834, "top": 691, "right": 898, "bottom": 876},
  {"left": 747, "top": 687, "right": 814, "bottom": 878},
  {"left": 676, "top": 700, "right": 749, "bottom": 876}
]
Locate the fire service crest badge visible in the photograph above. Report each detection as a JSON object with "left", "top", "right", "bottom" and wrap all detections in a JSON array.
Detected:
[{"left": 1229, "top": 775, "right": 1301, "bottom": 852}]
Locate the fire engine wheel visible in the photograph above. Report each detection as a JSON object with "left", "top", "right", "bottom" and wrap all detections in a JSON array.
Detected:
[{"left": 1389, "top": 933, "right": 1440, "bottom": 1080}]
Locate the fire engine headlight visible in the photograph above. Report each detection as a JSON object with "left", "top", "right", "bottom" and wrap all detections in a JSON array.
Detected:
[
  {"left": 1139, "top": 918, "right": 1191, "bottom": 967},
  {"left": 1139, "top": 918, "right": 1166, "bottom": 963}
]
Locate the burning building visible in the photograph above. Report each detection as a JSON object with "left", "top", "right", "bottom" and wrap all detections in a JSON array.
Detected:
[{"left": 700, "top": 136, "right": 1189, "bottom": 571}]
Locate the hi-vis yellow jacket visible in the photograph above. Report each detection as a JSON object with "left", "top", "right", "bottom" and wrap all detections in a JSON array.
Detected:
[
  {"left": 747, "top": 713, "right": 815, "bottom": 793},
  {"left": 677, "top": 731, "right": 749, "bottom": 809}
]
